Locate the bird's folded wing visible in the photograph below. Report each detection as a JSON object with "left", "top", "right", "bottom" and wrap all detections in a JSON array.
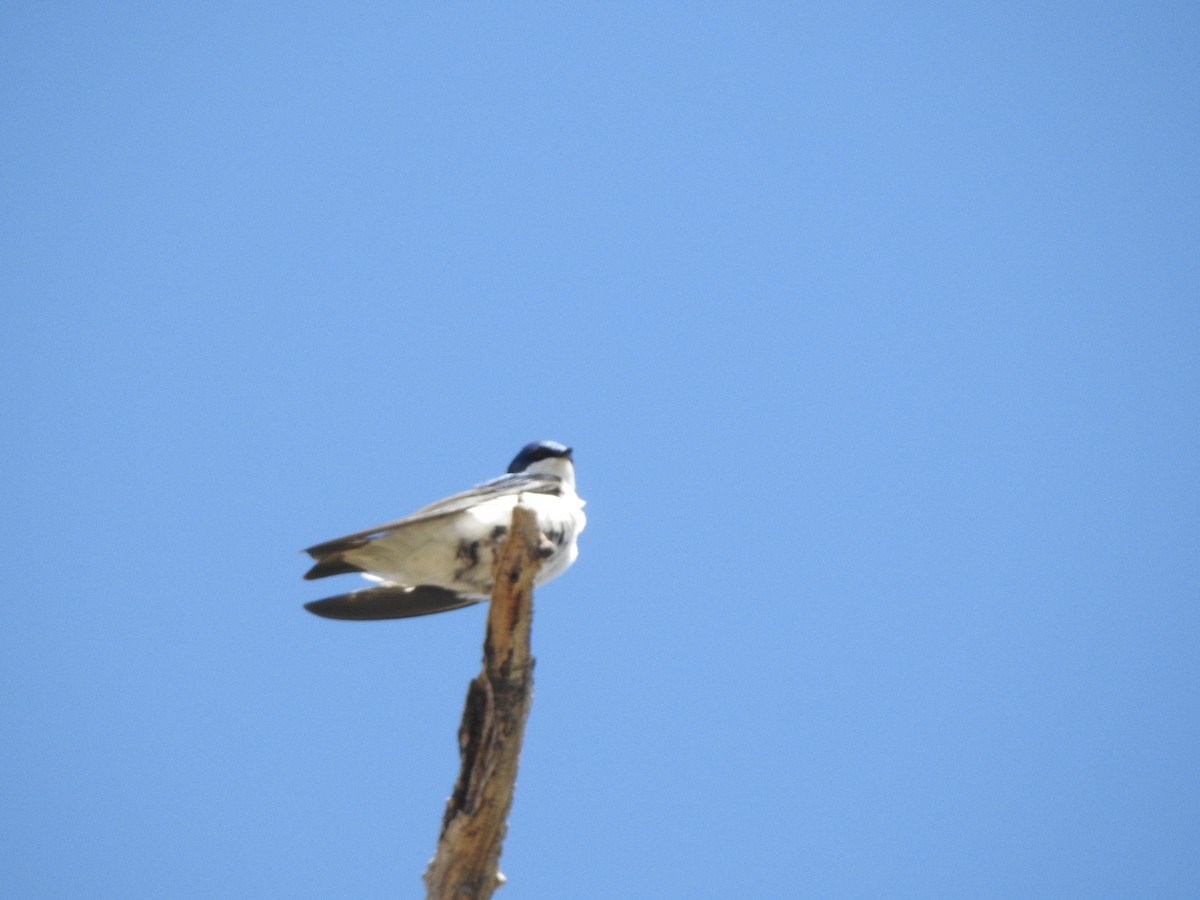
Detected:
[
  {"left": 303, "top": 585, "right": 485, "bottom": 620},
  {"left": 303, "top": 472, "right": 561, "bottom": 558}
]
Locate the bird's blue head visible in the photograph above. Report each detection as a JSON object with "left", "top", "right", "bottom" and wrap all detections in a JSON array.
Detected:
[{"left": 508, "top": 440, "right": 574, "bottom": 474}]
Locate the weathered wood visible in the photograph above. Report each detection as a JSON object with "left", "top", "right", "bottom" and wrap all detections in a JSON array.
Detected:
[{"left": 423, "top": 503, "right": 543, "bottom": 899}]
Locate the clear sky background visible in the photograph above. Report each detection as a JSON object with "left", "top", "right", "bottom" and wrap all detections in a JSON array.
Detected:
[{"left": 2, "top": 4, "right": 1197, "bottom": 898}]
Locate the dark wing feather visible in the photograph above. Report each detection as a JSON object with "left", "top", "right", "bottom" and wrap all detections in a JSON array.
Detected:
[
  {"left": 303, "top": 473, "right": 561, "bottom": 559},
  {"left": 303, "top": 557, "right": 365, "bottom": 581},
  {"left": 304, "top": 585, "right": 484, "bottom": 620}
]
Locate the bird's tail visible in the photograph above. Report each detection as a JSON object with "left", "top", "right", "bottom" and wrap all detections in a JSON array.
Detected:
[{"left": 303, "top": 584, "right": 485, "bottom": 620}]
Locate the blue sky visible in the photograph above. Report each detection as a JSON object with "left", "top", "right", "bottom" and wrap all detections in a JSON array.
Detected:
[{"left": 2, "top": 4, "right": 1197, "bottom": 897}]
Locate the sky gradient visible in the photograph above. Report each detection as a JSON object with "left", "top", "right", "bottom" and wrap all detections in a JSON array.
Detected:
[{"left": 3, "top": 4, "right": 1198, "bottom": 898}]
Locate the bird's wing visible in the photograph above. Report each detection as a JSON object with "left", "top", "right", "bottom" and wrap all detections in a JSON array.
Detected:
[
  {"left": 304, "top": 584, "right": 484, "bottom": 620},
  {"left": 303, "top": 472, "right": 561, "bottom": 559}
]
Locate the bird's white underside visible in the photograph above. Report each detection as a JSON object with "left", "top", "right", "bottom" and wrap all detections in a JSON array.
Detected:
[{"left": 343, "top": 488, "right": 585, "bottom": 597}]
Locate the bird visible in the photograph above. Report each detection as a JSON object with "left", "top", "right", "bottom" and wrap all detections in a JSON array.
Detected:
[{"left": 302, "top": 441, "right": 586, "bottom": 620}]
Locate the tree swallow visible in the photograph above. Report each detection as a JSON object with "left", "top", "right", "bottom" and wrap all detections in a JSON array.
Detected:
[{"left": 302, "top": 441, "right": 586, "bottom": 620}]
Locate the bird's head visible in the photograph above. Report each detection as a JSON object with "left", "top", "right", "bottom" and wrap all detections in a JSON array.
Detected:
[{"left": 508, "top": 440, "right": 575, "bottom": 485}]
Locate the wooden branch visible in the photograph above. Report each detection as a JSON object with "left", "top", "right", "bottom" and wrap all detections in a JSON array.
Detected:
[{"left": 423, "top": 503, "right": 545, "bottom": 899}]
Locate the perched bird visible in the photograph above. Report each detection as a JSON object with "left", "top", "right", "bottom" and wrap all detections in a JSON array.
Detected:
[{"left": 302, "top": 441, "right": 586, "bottom": 620}]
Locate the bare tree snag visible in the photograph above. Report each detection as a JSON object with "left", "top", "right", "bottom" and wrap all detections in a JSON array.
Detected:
[{"left": 423, "top": 503, "right": 545, "bottom": 899}]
